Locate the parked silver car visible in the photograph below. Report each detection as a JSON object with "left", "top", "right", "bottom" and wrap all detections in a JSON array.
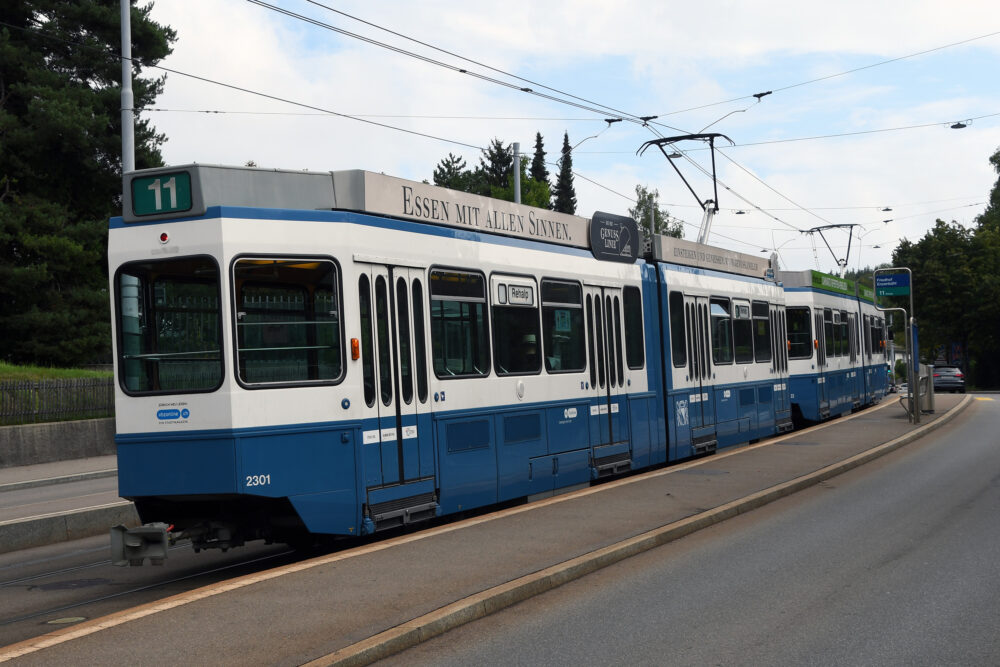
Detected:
[{"left": 933, "top": 366, "right": 965, "bottom": 393}]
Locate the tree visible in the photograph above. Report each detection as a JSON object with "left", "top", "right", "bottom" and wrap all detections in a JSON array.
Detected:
[
  {"left": 0, "top": 1, "right": 176, "bottom": 365},
  {"left": 629, "top": 184, "right": 683, "bottom": 244},
  {"left": 492, "top": 157, "right": 551, "bottom": 209},
  {"left": 552, "top": 132, "right": 577, "bottom": 214},
  {"left": 432, "top": 153, "right": 469, "bottom": 191},
  {"left": 529, "top": 132, "right": 549, "bottom": 204},
  {"left": 478, "top": 138, "right": 513, "bottom": 191},
  {"left": 975, "top": 146, "right": 1000, "bottom": 232}
]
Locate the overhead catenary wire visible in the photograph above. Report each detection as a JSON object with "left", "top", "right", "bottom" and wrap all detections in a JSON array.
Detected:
[{"left": 647, "top": 29, "right": 1000, "bottom": 119}]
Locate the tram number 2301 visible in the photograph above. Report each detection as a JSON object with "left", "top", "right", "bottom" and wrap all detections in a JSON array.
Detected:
[{"left": 245, "top": 474, "right": 272, "bottom": 487}]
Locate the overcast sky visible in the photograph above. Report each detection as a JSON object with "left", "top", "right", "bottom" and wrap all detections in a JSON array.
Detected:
[{"left": 143, "top": 0, "right": 1000, "bottom": 274}]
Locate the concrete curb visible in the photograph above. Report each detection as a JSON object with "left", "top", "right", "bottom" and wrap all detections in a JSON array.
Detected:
[
  {"left": 0, "top": 502, "right": 139, "bottom": 555},
  {"left": 308, "top": 394, "right": 975, "bottom": 667},
  {"left": 0, "top": 469, "right": 117, "bottom": 494}
]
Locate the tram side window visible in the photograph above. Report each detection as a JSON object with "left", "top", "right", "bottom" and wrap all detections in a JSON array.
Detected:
[
  {"left": 430, "top": 269, "right": 489, "bottom": 378},
  {"left": 541, "top": 280, "right": 586, "bottom": 373},
  {"left": 787, "top": 307, "right": 812, "bottom": 359},
  {"left": 116, "top": 257, "right": 222, "bottom": 394},
  {"left": 493, "top": 279, "right": 541, "bottom": 375},
  {"left": 669, "top": 291, "right": 686, "bottom": 368},
  {"left": 233, "top": 258, "right": 342, "bottom": 386},
  {"left": 623, "top": 286, "right": 645, "bottom": 369},
  {"left": 710, "top": 297, "right": 734, "bottom": 365},
  {"left": 732, "top": 301, "right": 753, "bottom": 363},
  {"left": 753, "top": 301, "right": 771, "bottom": 363}
]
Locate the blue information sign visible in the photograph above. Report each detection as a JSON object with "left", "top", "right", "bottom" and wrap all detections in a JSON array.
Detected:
[{"left": 875, "top": 272, "right": 910, "bottom": 297}]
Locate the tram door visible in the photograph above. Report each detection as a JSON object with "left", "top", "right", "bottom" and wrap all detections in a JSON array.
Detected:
[
  {"left": 814, "top": 309, "right": 829, "bottom": 415},
  {"left": 584, "top": 286, "right": 627, "bottom": 448},
  {"left": 683, "top": 295, "right": 716, "bottom": 450},
  {"left": 357, "top": 263, "right": 432, "bottom": 490}
]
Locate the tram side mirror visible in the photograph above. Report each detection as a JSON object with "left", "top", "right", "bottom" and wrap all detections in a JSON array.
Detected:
[{"left": 888, "top": 330, "right": 894, "bottom": 340}]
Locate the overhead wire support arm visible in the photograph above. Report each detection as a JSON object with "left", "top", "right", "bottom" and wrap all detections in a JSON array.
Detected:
[
  {"left": 638, "top": 133, "right": 734, "bottom": 244},
  {"left": 802, "top": 223, "right": 858, "bottom": 278}
]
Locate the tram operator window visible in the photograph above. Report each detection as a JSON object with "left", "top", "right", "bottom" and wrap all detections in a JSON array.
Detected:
[
  {"left": 116, "top": 256, "right": 222, "bottom": 394},
  {"left": 541, "top": 279, "right": 586, "bottom": 373},
  {"left": 233, "top": 258, "right": 343, "bottom": 385},
  {"left": 430, "top": 269, "right": 490, "bottom": 377}
]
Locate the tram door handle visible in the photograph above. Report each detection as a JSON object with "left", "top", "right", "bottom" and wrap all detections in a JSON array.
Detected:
[{"left": 552, "top": 457, "right": 559, "bottom": 475}]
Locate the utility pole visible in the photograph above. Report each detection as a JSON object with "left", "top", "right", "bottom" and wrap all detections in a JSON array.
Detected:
[
  {"left": 513, "top": 142, "right": 521, "bottom": 204},
  {"left": 120, "top": 0, "right": 135, "bottom": 175}
]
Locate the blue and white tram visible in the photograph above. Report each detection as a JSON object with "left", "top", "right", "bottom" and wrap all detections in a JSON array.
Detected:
[
  {"left": 651, "top": 237, "right": 792, "bottom": 460},
  {"left": 857, "top": 286, "right": 890, "bottom": 404},
  {"left": 109, "top": 164, "right": 794, "bottom": 563},
  {"left": 778, "top": 270, "right": 888, "bottom": 423}
]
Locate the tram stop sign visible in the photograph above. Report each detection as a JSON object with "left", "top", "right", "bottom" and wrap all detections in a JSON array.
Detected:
[{"left": 875, "top": 271, "right": 910, "bottom": 297}]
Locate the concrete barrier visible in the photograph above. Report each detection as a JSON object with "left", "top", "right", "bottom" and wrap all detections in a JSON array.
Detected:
[
  {"left": 0, "top": 502, "right": 139, "bottom": 555},
  {"left": 0, "top": 418, "right": 115, "bottom": 468}
]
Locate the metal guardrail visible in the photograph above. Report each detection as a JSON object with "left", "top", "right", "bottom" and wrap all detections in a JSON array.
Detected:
[{"left": 0, "top": 379, "right": 114, "bottom": 425}]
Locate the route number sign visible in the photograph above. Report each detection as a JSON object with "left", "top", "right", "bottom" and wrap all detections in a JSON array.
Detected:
[{"left": 131, "top": 172, "right": 193, "bottom": 216}]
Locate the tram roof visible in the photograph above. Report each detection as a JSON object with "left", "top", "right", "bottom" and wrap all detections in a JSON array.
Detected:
[
  {"left": 120, "top": 164, "right": 641, "bottom": 264},
  {"left": 776, "top": 269, "right": 875, "bottom": 301},
  {"left": 119, "top": 163, "right": 775, "bottom": 278}
]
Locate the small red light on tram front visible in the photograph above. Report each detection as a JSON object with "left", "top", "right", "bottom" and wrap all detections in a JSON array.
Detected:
[
  {"left": 159, "top": 232, "right": 169, "bottom": 244},
  {"left": 351, "top": 338, "right": 360, "bottom": 360}
]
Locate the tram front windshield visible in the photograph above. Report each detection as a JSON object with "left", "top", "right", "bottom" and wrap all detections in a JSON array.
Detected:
[{"left": 116, "top": 256, "right": 222, "bottom": 394}]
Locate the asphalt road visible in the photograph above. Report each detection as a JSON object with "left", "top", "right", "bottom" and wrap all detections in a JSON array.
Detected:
[{"left": 386, "top": 397, "right": 1000, "bottom": 666}]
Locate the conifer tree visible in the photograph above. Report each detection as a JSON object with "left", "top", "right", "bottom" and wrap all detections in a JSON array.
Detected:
[
  {"left": 0, "top": 1, "right": 176, "bottom": 365},
  {"left": 552, "top": 132, "right": 577, "bottom": 214}
]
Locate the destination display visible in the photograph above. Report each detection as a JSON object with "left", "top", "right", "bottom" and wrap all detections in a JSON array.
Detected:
[
  {"left": 355, "top": 171, "right": 590, "bottom": 250},
  {"left": 652, "top": 235, "right": 769, "bottom": 279}
]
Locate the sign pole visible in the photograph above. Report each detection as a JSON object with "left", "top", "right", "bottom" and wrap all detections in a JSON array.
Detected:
[{"left": 874, "top": 267, "right": 917, "bottom": 423}]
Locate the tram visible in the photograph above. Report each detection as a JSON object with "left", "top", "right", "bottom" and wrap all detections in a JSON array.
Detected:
[{"left": 108, "top": 164, "right": 881, "bottom": 564}]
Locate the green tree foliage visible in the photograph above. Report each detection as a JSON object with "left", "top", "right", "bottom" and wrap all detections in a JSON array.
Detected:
[
  {"left": 478, "top": 138, "right": 513, "bottom": 191},
  {"left": 492, "top": 157, "right": 551, "bottom": 209},
  {"left": 629, "top": 184, "right": 683, "bottom": 244},
  {"left": 552, "top": 132, "right": 577, "bottom": 214},
  {"left": 0, "top": 1, "right": 175, "bottom": 365},
  {"left": 889, "top": 147, "right": 1000, "bottom": 387},
  {"left": 429, "top": 138, "right": 550, "bottom": 207},
  {"left": 530, "top": 132, "right": 549, "bottom": 202},
  {"left": 432, "top": 152, "right": 470, "bottom": 191}
]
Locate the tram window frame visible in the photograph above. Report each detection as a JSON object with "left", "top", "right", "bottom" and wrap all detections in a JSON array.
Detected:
[
  {"left": 839, "top": 310, "right": 849, "bottom": 358},
  {"left": 710, "top": 297, "right": 734, "bottom": 365},
  {"left": 358, "top": 275, "right": 376, "bottom": 407},
  {"left": 863, "top": 315, "right": 872, "bottom": 361},
  {"left": 491, "top": 274, "right": 541, "bottom": 376},
  {"left": 231, "top": 256, "right": 344, "bottom": 389},
  {"left": 752, "top": 301, "right": 771, "bottom": 364},
  {"left": 623, "top": 286, "right": 645, "bottom": 370},
  {"left": 395, "top": 276, "right": 414, "bottom": 404},
  {"left": 824, "top": 308, "right": 835, "bottom": 358},
  {"left": 669, "top": 291, "right": 687, "bottom": 368},
  {"left": 411, "top": 279, "right": 429, "bottom": 403},
  {"left": 732, "top": 300, "right": 754, "bottom": 364},
  {"left": 786, "top": 306, "right": 813, "bottom": 359},
  {"left": 540, "top": 279, "right": 586, "bottom": 374},
  {"left": 429, "top": 268, "right": 490, "bottom": 379},
  {"left": 115, "top": 255, "right": 224, "bottom": 396},
  {"left": 586, "top": 295, "right": 597, "bottom": 388}
]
